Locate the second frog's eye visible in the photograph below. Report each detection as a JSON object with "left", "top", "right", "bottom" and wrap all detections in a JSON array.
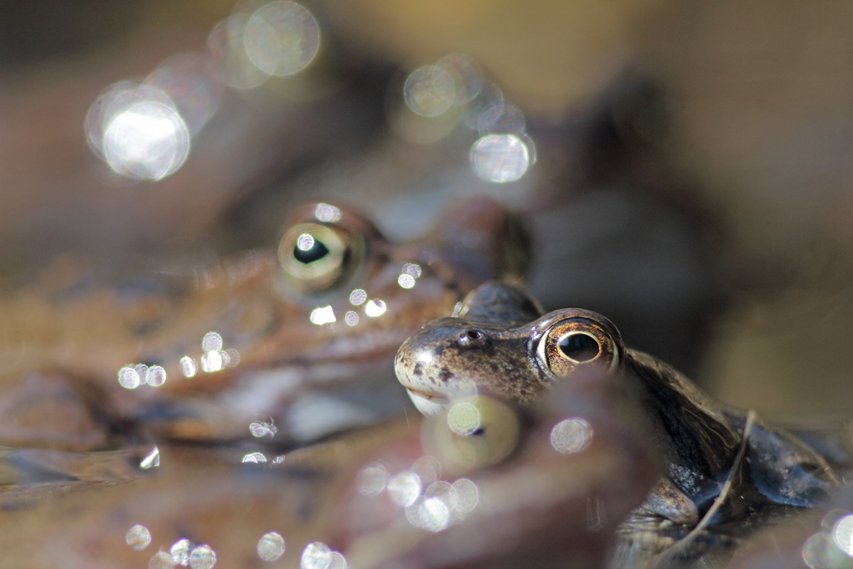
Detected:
[
  {"left": 537, "top": 317, "right": 620, "bottom": 377},
  {"left": 278, "top": 222, "right": 365, "bottom": 295}
]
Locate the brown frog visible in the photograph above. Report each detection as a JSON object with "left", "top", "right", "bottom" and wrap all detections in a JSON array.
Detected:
[
  {"left": 0, "top": 197, "right": 528, "bottom": 448},
  {"left": 395, "top": 282, "right": 838, "bottom": 567},
  {"left": 0, "top": 365, "right": 660, "bottom": 569}
]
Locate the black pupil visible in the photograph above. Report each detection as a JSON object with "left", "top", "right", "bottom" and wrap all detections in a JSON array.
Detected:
[
  {"left": 558, "top": 333, "right": 599, "bottom": 362},
  {"left": 293, "top": 238, "right": 329, "bottom": 264}
]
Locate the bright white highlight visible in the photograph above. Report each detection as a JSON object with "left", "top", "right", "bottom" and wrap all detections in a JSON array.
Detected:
[
  {"left": 470, "top": 133, "right": 530, "bottom": 183},
  {"left": 310, "top": 305, "right": 337, "bottom": 325},
  {"left": 364, "top": 299, "right": 386, "bottom": 317}
]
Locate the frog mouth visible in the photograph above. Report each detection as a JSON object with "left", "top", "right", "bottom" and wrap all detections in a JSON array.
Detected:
[{"left": 404, "top": 387, "right": 448, "bottom": 417}]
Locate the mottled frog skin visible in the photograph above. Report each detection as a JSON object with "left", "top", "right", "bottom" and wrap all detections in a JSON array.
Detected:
[
  {"left": 395, "top": 282, "right": 838, "bottom": 566},
  {"left": 0, "top": 198, "right": 528, "bottom": 446}
]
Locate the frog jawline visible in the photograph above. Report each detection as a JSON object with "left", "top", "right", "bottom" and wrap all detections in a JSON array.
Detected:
[{"left": 405, "top": 389, "right": 448, "bottom": 417}]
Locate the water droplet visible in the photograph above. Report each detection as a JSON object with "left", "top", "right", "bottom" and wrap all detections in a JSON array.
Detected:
[{"left": 257, "top": 531, "right": 285, "bottom": 562}]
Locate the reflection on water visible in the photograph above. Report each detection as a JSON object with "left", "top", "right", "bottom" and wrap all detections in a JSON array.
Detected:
[
  {"left": 242, "top": 452, "right": 268, "bottom": 463},
  {"left": 250, "top": 421, "right": 278, "bottom": 438},
  {"left": 140, "top": 446, "right": 161, "bottom": 469}
]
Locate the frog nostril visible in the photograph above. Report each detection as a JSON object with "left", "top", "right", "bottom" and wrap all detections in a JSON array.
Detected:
[{"left": 458, "top": 329, "right": 486, "bottom": 347}]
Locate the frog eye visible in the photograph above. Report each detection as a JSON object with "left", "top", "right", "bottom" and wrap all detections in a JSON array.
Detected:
[
  {"left": 537, "top": 318, "right": 620, "bottom": 377},
  {"left": 278, "top": 222, "right": 365, "bottom": 295}
]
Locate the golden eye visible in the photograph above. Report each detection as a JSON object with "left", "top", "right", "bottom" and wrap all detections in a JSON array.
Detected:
[
  {"left": 278, "top": 222, "right": 364, "bottom": 295},
  {"left": 537, "top": 317, "right": 620, "bottom": 377}
]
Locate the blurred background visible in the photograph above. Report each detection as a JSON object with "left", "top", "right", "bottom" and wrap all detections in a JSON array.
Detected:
[{"left": 1, "top": 0, "right": 852, "bottom": 416}]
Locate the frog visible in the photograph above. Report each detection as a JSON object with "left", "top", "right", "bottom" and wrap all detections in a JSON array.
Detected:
[
  {"left": 0, "top": 357, "right": 660, "bottom": 569},
  {"left": 0, "top": 197, "right": 529, "bottom": 448},
  {"left": 394, "top": 281, "right": 839, "bottom": 567}
]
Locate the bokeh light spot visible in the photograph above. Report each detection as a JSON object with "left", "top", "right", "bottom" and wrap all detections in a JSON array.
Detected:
[
  {"left": 103, "top": 101, "right": 190, "bottom": 181},
  {"left": 310, "top": 305, "right": 337, "bottom": 325},
  {"left": 245, "top": 1, "right": 321, "bottom": 76},
  {"left": 118, "top": 366, "right": 141, "bottom": 389},
  {"left": 446, "top": 401, "right": 482, "bottom": 436},
  {"left": 301, "top": 542, "right": 332, "bottom": 569},
  {"left": 126, "top": 524, "right": 152, "bottom": 551},
  {"left": 257, "top": 531, "right": 286, "bottom": 562},
  {"left": 356, "top": 462, "right": 389, "bottom": 497},
  {"left": 189, "top": 544, "right": 217, "bottom": 569},
  {"left": 364, "top": 299, "right": 386, "bottom": 317},
  {"left": 550, "top": 418, "right": 594, "bottom": 455},
  {"left": 387, "top": 471, "right": 422, "bottom": 507},
  {"left": 470, "top": 134, "right": 530, "bottom": 183},
  {"left": 404, "top": 65, "right": 455, "bottom": 117}
]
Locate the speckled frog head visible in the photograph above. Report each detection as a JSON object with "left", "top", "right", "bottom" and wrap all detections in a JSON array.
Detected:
[
  {"left": 394, "top": 281, "right": 624, "bottom": 416},
  {"left": 395, "top": 281, "right": 838, "bottom": 564}
]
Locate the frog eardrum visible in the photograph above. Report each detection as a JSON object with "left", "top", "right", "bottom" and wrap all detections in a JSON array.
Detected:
[
  {"left": 278, "top": 221, "right": 366, "bottom": 295},
  {"left": 536, "top": 313, "right": 622, "bottom": 377}
]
